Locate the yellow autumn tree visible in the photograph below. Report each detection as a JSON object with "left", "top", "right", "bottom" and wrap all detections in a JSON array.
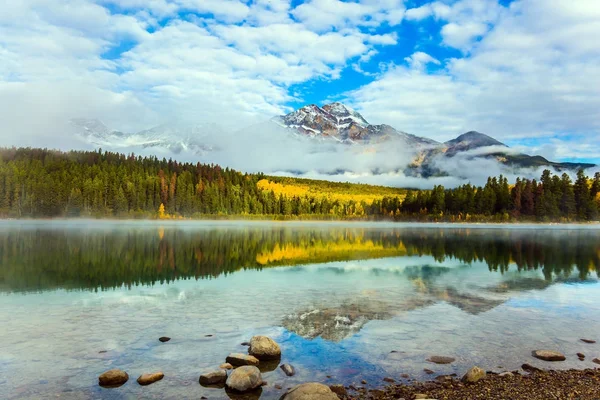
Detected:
[{"left": 158, "top": 203, "right": 166, "bottom": 219}]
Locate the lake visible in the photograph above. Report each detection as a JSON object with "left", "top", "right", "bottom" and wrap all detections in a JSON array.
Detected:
[{"left": 1, "top": 220, "right": 600, "bottom": 399}]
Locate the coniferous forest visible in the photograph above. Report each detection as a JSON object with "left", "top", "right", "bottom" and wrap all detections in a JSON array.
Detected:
[{"left": 0, "top": 147, "right": 599, "bottom": 221}]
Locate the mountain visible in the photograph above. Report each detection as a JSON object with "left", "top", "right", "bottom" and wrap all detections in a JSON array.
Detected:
[
  {"left": 273, "top": 102, "right": 438, "bottom": 147},
  {"left": 444, "top": 131, "right": 506, "bottom": 156},
  {"left": 71, "top": 119, "right": 219, "bottom": 155},
  {"left": 70, "top": 103, "right": 595, "bottom": 180},
  {"left": 274, "top": 105, "right": 594, "bottom": 175}
]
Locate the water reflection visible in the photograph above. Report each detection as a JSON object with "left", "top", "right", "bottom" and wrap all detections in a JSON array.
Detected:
[
  {"left": 1, "top": 222, "right": 600, "bottom": 399},
  {"left": 0, "top": 222, "right": 598, "bottom": 293}
]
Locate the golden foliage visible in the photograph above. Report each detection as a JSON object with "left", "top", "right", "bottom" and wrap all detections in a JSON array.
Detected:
[{"left": 257, "top": 178, "right": 405, "bottom": 205}]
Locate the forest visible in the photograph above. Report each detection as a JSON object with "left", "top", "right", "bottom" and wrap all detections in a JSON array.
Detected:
[
  {"left": 0, "top": 147, "right": 599, "bottom": 221},
  {"left": 1, "top": 226, "right": 597, "bottom": 293}
]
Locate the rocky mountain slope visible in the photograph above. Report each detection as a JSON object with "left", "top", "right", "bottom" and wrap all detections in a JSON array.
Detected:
[
  {"left": 274, "top": 104, "right": 595, "bottom": 175},
  {"left": 273, "top": 102, "right": 437, "bottom": 147},
  {"left": 70, "top": 118, "right": 219, "bottom": 155},
  {"left": 71, "top": 103, "right": 595, "bottom": 179}
]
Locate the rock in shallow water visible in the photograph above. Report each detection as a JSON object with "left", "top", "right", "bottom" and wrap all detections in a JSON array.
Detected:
[
  {"left": 248, "top": 336, "right": 281, "bottom": 360},
  {"left": 581, "top": 338, "right": 596, "bottom": 344},
  {"left": 99, "top": 369, "right": 129, "bottom": 387},
  {"left": 281, "top": 383, "right": 339, "bottom": 400},
  {"left": 227, "top": 353, "right": 260, "bottom": 367},
  {"left": 329, "top": 384, "right": 347, "bottom": 397},
  {"left": 137, "top": 372, "right": 164, "bottom": 386},
  {"left": 226, "top": 366, "right": 263, "bottom": 392},
  {"left": 220, "top": 363, "right": 234, "bottom": 370},
  {"left": 462, "top": 366, "right": 486, "bottom": 383},
  {"left": 199, "top": 370, "right": 227, "bottom": 386},
  {"left": 532, "top": 350, "right": 566, "bottom": 361},
  {"left": 280, "top": 364, "right": 295, "bottom": 377},
  {"left": 522, "top": 363, "right": 542, "bottom": 373},
  {"left": 427, "top": 356, "right": 455, "bottom": 365},
  {"left": 159, "top": 336, "right": 171, "bottom": 342}
]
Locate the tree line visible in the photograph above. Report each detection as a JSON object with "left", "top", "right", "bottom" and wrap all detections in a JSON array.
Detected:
[
  {"left": 1, "top": 226, "right": 597, "bottom": 293},
  {"left": 401, "top": 170, "right": 600, "bottom": 221},
  {"left": 0, "top": 147, "right": 598, "bottom": 221}
]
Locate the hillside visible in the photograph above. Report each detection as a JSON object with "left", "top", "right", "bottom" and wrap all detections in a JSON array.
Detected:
[
  {"left": 260, "top": 176, "right": 407, "bottom": 205},
  {"left": 0, "top": 147, "right": 598, "bottom": 222}
]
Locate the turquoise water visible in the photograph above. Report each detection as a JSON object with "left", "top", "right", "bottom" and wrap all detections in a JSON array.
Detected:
[{"left": 1, "top": 221, "right": 600, "bottom": 399}]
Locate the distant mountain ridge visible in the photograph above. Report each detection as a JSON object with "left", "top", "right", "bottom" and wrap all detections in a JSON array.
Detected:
[
  {"left": 70, "top": 118, "right": 219, "bottom": 155},
  {"left": 71, "top": 102, "right": 595, "bottom": 179},
  {"left": 274, "top": 104, "right": 595, "bottom": 175}
]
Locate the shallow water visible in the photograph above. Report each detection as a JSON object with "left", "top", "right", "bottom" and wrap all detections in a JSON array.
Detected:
[{"left": 1, "top": 220, "right": 600, "bottom": 399}]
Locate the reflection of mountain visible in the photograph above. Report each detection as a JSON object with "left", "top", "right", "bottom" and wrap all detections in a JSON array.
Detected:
[
  {"left": 282, "top": 301, "right": 395, "bottom": 342},
  {"left": 0, "top": 224, "right": 598, "bottom": 292}
]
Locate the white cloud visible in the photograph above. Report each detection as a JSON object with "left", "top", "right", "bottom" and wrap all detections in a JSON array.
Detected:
[
  {"left": 0, "top": 0, "right": 400, "bottom": 138},
  {"left": 404, "top": 51, "right": 440, "bottom": 69},
  {"left": 292, "top": 0, "right": 405, "bottom": 32},
  {"left": 347, "top": 0, "right": 600, "bottom": 151},
  {"left": 176, "top": 0, "right": 250, "bottom": 22},
  {"left": 405, "top": 5, "right": 433, "bottom": 21}
]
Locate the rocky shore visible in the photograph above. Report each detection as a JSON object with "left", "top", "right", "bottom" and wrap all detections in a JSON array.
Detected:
[
  {"left": 349, "top": 368, "right": 600, "bottom": 400},
  {"left": 97, "top": 335, "right": 600, "bottom": 399}
]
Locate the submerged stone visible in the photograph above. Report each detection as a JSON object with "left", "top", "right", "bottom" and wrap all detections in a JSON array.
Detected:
[
  {"left": 199, "top": 370, "right": 227, "bottom": 386},
  {"left": 532, "top": 350, "right": 566, "bottom": 361},
  {"left": 281, "top": 383, "right": 339, "bottom": 400},
  {"left": 427, "top": 356, "right": 456, "bottom": 365},
  {"left": 159, "top": 336, "right": 171, "bottom": 342},
  {"left": 280, "top": 364, "right": 295, "bottom": 377}
]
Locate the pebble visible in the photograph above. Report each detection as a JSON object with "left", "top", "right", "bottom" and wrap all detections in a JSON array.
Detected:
[
  {"left": 137, "top": 372, "right": 164, "bottom": 386},
  {"left": 581, "top": 338, "right": 596, "bottom": 344},
  {"left": 280, "top": 364, "right": 295, "bottom": 377},
  {"left": 158, "top": 337, "right": 171, "bottom": 343},
  {"left": 329, "top": 384, "right": 348, "bottom": 397}
]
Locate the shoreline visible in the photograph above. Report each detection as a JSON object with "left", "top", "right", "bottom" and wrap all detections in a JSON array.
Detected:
[
  {"left": 346, "top": 366, "right": 600, "bottom": 399},
  {"left": 1, "top": 217, "right": 600, "bottom": 226}
]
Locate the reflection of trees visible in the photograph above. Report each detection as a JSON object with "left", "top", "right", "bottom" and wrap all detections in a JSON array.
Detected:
[{"left": 0, "top": 226, "right": 598, "bottom": 293}]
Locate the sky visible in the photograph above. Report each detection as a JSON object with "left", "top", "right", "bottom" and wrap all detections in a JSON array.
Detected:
[{"left": 1, "top": 0, "right": 600, "bottom": 164}]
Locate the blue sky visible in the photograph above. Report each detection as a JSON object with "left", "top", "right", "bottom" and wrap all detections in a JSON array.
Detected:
[{"left": 1, "top": 0, "right": 599, "bottom": 163}]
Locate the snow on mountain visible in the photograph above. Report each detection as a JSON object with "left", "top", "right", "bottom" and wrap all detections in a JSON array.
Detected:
[
  {"left": 274, "top": 102, "right": 427, "bottom": 145},
  {"left": 70, "top": 119, "right": 220, "bottom": 155}
]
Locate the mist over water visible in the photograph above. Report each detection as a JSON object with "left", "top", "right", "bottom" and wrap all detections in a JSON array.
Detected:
[{"left": 1, "top": 221, "right": 600, "bottom": 399}]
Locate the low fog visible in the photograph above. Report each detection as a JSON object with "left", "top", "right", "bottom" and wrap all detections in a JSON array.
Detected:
[{"left": 0, "top": 96, "right": 595, "bottom": 190}]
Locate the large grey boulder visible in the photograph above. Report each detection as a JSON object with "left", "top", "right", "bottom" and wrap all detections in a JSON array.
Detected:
[
  {"left": 226, "top": 366, "right": 263, "bottom": 392},
  {"left": 280, "top": 382, "right": 339, "bottom": 400},
  {"left": 249, "top": 336, "right": 281, "bottom": 360}
]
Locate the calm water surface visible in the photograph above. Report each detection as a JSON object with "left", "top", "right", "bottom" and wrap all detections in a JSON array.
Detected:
[{"left": 1, "top": 220, "right": 600, "bottom": 399}]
